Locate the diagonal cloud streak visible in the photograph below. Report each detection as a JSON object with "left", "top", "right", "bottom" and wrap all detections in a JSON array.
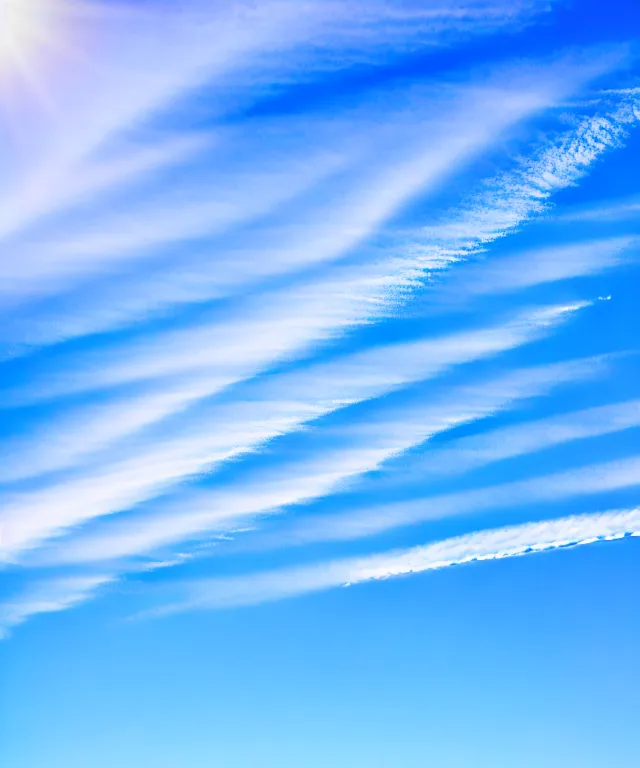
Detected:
[
  {"left": 273, "top": 455, "right": 640, "bottom": 547},
  {"left": 373, "top": 398, "right": 640, "bottom": 490},
  {"left": 139, "top": 507, "right": 640, "bottom": 614},
  {"left": 0, "top": 574, "right": 115, "bottom": 640},
  {"left": 32, "top": 356, "right": 603, "bottom": 566},
  {"left": 0, "top": 302, "right": 586, "bottom": 561}
]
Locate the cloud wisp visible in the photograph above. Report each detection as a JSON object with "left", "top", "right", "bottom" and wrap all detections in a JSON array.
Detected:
[
  {"left": 0, "top": 2, "right": 571, "bottom": 316},
  {"left": 421, "top": 236, "right": 637, "bottom": 309},
  {"left": 0, "top": 302, "right": 586, "bottom": 561},
  {"left": 268, "top": 455, "right": 640, "bottom": 548},
  {"left": 139, "top": 507, "right": 640, "bottom": 614},
  {"left": 0, "top": 574, "right": 114, "bottom": 640},
  {"left": 3, "top": 76, "right": 636, "bottom": 359},
  {"left": 1, "top": 1, "right": 640, "bottom": 642},
  {"left": 31, "top": 356, "right": 603, "bottom": 567},
  {"left": 369, "top": 398, "right": 640, "bottom": 490}
]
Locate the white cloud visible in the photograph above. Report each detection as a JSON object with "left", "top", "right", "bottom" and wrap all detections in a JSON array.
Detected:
[
  {"left": 0, "top": 1, "right": 322, "bottom": 237},
  {"left": 374, "top": 397, "right": 640, "bottom": 488},
  {"left": 0, "top": 574, "right": 114, "bottom": 639},
  {"left": 1, "top": 300, "right": 585, "bottom": 484},
  {"left": 425, "top": 236, "right": 636, "bottom": 307},
  {"left": 556, "top": 194, "right": 640, "bottom": 223},
  {"left": 1, "top": 53, "right": 619, "bottom": 346},
  {"left": 410, "top": 94, "right": 640, "bottom": 252},
  {"left": 1, "top": 0, "right": 638, "bottom": 642},
  {"left": 275, "top": 455, "right": 640, "bottom": 546},
  {"left": 140, "top": 507, "right": 640, "bottom": 613},
  {"left": 1, "top": 80, "right": 634, "bottom": 504},
  {"left": 0, "top": 382, "right": 220, "bottom": 484},
  {"left": 0, "top": 302, "right": 586, "bottom": 560},
  {"left": 34, "top": 356, "right": 601, "bottom": 566},
  {"left": 0, "top": 139, "right": 350, "bottom": 303},
  {"left": 0, "top": 0, "right": 561, "bottom": 251}
]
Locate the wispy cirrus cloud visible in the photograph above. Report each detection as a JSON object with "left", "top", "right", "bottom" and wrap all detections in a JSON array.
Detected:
[
  {"left": 555, "top": 193, "right": 640, "bottom": 224},
  {"left": 0, "top": 0, "right": 314, "bottom": 235},
  {"left": 373, "top": 397, "right": 640, "bottom": 489},
  {"left": 269, "top": 455, "right": 640, "bottom": 547},
  {"left": 1, "top": 54, "right": 626, "bottom": 350},
  {"left": 422, "top": 236, "right": 637, "bottom": 308},
  {"left": 30, "top": 355, "right": 603, "bottom": 567},
  {"left": 0, "top": 573, "right": 114, "bottom": 640},
  {"left": 1, "top": 301, "right": 589, "bottom": 482},
  {"left": 138, "top": 507, "right": 640, "bottom": 614},
  {"left": 0, "top": 0, "right": 560, "bottom": 242},
  {"left": 0, "top": 301, "right": 585, "bottom": 561},
  {"left": 12, "top": 0, "right": 506, "bottom": 233},
  {"left": 1, "top": 0, "right": 640, "bottom": 641},
  {"left": 406, "top": 93, "right": 640, "bottom": 253}
]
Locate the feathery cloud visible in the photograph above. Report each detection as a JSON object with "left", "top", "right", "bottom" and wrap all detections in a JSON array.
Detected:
[
  {"left": 372, "top": 397, "right": 640, "bottom": 489},
  {"left": 139, "top": 507, "right": 640, "bottom": 614},
  {"left": 1, "top": 1, "right": 639, "bottom": 642},
  {"left": 272, "top": 455, "right": 640, "bottom": 547},
  {"left": 0, "top": 574, "right": 114, "bottom": 639},
  {"left": 0, "top": 302, "right": 585, "bottom": 560},
  {"left": 32, "top": 356, "right": 602, "bottom": 566}
]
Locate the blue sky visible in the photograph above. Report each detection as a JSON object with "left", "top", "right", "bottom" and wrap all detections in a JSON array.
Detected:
[{"left": 1, "top": 1, "right": 640, "bottom": 766}]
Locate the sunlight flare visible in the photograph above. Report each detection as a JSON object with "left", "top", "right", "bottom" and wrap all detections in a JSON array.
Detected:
[{"left": 0, "top": 0, "right": 75, "bottom": 78}]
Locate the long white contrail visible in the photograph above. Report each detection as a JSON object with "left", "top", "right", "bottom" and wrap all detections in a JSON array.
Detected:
[{"left": 147, "top": 507, "right": 640, "bottom": 614}]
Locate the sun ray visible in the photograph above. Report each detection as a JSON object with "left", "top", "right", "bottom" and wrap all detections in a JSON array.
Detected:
[
  {"left": 0, "top": 0, "right": 94, "bottom": 84},
  {"left": 0, "top": 0, "right": 107, "bottom": 126}
]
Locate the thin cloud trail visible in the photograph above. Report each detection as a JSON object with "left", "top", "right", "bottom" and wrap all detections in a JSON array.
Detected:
[
  {"left": 1, "top": 85, "right": 635, "bottom": 492},
  {"left": 0, "top": 199, "right": 631, "bottom": 494},
  {"left": 0, "top": 139, "right": 353, "bottom": 305},
  {"left": 0, "top": 302, "right": 585, "bottom": 560},
  {"left": 266, "top": 455, "right": 640, "bottom": 548},
  {"left": 1, "top": 224, "right": 625, "bottom": 495},
  {"left": 554, "top": 193, "right": 640, "bottom": 223},
  {"left": 0, "top": 384, "right": 222, "bottom": 485},
  {"left": 2, "top": 226, "right": 603, "bottom": 403},
  {"left": 3, "top": 86, "right": 634, "bottom": 417},
  {"left": 3, "top": 223, "right": 633, "bottom": 355},
  {"left": 139, "top": 507, "right": 640, "bottom": 614},
  {"left": 1, "top": 1, "right": 639, "bottom": 646},
  {"left": 0, "top": 1, "right": 317, "bottom": 237},
  {"left": 0, "top": 1, "right": 559, "bottom": 262},
  {"left": 7, "top": 0, "right": 503, "bottom": 240},
  {"left": 6, "top": 505, "right": 639, "bottom": 636},
  {"left": 0, "top": 54, "right": 620, "bottom": 349},
  {"left": 408, "top": 94, "right": 640, "bottom": 246},
  {"left": 30, "top": 356, "right": 603, "bottom": 566},
  {"left": 364, "top": 398, "right": 640, "bottom": 490},
  {"left": 1, "top": 300, "right": 582, "bottom": 481},
  {"left": 2, "top": 218, "right": 624, "bottom": 483},
  {"left": 0, "top": 297, "right": 544, "bottom": 480},
  {"left": 7, "top": 459, "right": 640, "bottom": 631},
  {"left": 420, "top": 236, "right": 637, "bottom": 309},
  {"left": 0, "top": 131, "right": 217, "bottom": 251},
  {"left": 0, "top": 574, "right": 115, "bottom": 640}
]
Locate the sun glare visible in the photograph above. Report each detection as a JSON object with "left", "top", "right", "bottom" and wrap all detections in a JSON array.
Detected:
[{"left": 0, "top": 0, "right": 70, "bottom": 76}]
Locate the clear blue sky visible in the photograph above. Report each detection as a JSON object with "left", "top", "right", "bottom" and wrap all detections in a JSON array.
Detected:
[{"left": 1, "top": 2, "right": 639, "bottom": 766}]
